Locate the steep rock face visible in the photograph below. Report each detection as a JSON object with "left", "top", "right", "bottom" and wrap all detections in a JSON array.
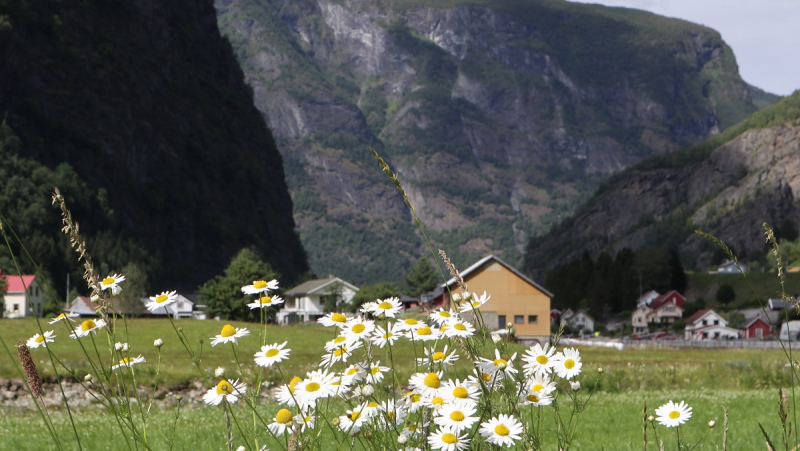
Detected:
[
  {"left": 216, "top": 0, "right": 755, "bottom": 282},
  {"left": 0, "top": 0, "right": 308, "bottom": 290},
  {"left": 524, "top": 104, "right": 800, "bottom": 278}
]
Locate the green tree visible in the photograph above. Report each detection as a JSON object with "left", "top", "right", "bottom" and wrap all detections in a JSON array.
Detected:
[
  {"left": 348, "top": 282, "right": 399, "bottom": 313},
  {"left": 668, "top": 249, "right": 688, "bottom": 293},
  {"left": 199, "top": 248, "right": 279, "bottom": 321},
  {"left": 715, "top": 284, "right": 736, "bottom": 308},
  {"left": 119, "top": 262, "right": 149, "bottom": 317},
  {"left": 405, "top": 258, "right": 437, "bottom": 298}
]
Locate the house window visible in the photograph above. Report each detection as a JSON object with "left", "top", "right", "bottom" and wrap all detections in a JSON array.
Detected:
[
  {"left": 528, "top": 315, "right": 538, "bottom": 324},
  {"left": 13, "top": 304, "right": 19, "bottom": 312},
  {"left": 756, "top": 328, "right": 764, "bottom": 338},
  {"left": 714, "top": 320, "right": 719, "bottom": 325},
  {"left": 514, "top": 315, "right": 524, "bottom": 324},
  {"left": 498, "top": 315, "right": 506, "bottom": 329}
]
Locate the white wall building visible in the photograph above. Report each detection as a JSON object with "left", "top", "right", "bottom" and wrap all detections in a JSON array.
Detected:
[
  {"left": 685, "top": 309, "right": 740, "bottom": 340},
  {"left": 278, "top": 276, "right": 358, "bottom": 325},
  {"left": 2, "top": 273, "right": 44, "bottom": 318}
]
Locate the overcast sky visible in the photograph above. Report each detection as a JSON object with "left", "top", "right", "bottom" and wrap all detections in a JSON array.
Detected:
[{"left": 567, "top": 0, "right": 799, "bottom": 96}]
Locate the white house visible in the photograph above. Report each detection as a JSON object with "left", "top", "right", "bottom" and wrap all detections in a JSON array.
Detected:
[
  {"left": 141, "top": 293, "right": 194, "bottom": 319},
  {"left": 713, "top": 261, "right": 747, "bottom": 274},
  {"left": 684, "top": 309, "right": 740, "bottom": 340},
  {"left": 278, "top": 276, "right": 358, "bottom": 325},
  {"left": 561, "top": 309, "right": 594, "bottom": 333},
  {"left": 2, "top": 272, "right": 45, "bottom": 318}
]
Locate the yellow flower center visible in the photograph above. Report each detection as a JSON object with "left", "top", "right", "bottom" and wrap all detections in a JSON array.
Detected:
[
  {"left": 332, "top": 313, "right": 347, "bottom": 323},
  {"left": 347, "top": 368, "right": 359, "bottom": 375},
  {"left": 55, "top": 313, "right": 67, "bottom": 319},
  {"left": 411, "top": 394, "right": 421, "bottom": 403},
  {"left": 527, "top": 395, "right": 540, "bottom": 402},
  {"left": 404, "top": 318, "right": 418, "bottom": 326},
  {"left": 432, "top": 396, "right": 444, "bottom": 405},
  {"left": 432, "top": 352, "right": 446, "bottom": 362},
  {"left": 669, "top": 411, "right": 680, "bottom": 419},
  {"left": 442, "top": 433, "right": 457, "bottom": 444},
  {"left": 259, "top": 296, "right": 272, "bottom": 304},
  {"left": 334, "top": 336, "right": 347, "bottom": 344},
  {"left": 253, "top": 280, "right": 268, "bottom": 289},
  {"left": 265, "top": 349, "right": 280, "bottom": 358},
  {"left": 536, "top": 355, "right": 549, "bottom": 364},
  {"left": 481, "top": 372, "right": 492, "bottom": 382},
  {"left": 216, "top": 380, "right": 233, "bottom": 395},
  {"left": 378, "top": 301, "right": 392, "bottom": 309},
  {"left": 471, "top": 301, "right": 480, "bottom": 308},
  {"left": 220, "top": 324, "right": 236, "bottom": 337},
  {"left": 351, "top": 324, "right": 366, "bottom": 334},
  {"left": 532, "top": 384, "right": 544, "bottom": 393},
  {"left": 454, "top": 323, "right": 466, "bottom": 331},
  {"left": 35, "top": 335, "right": 45, "bottom": 343},
  {"left": 440, "top": 311, "right": 450, "bottom": 318},
  {"left": 334, "top": 348, "right": 346, "bottom": 357},
  {"left": 495, "top": 424, "right": 510, "bottom": 436},
  {"left": 453, "top": 387, "right": 468, "bottom": 398},
  {"left": 350, "top": 411, "right": 361, "bottom": 421},
  {"left": 494, "top": 358, "right": 507, "bottom": 367},
  {"left": 102, "top": 277, "right": 116, "bottom": 285},
  {"left": 275, "top": 408, "right": 293, "bottom": 424},
  {"left": 450, "top": 411, "right": 465, "bottom": 421},
  {"left": 155, "top": 295, "right": 169, "bottom": 304},
  {"left": 371, "top": 367, "right": 381, "bottom": 375},
  {"left": 441, "top": 324, "right": 450, "bottom": 332},
  {"left": 288, "top": 376, "right": 301, "bottom": 393},
  {"left": 305, "top": 382, "right": 321, "bottom": 393},
  {"left": 417, "top": 327, "right": 432, "bottom": 336},
  {"left": 119, "top": 357, "right": 133, "bottom": 365},
  {"left": 564, "top": 359, "right": 575, "bottom": 369},
  {"left": 423, "top": 372, "right": 440, "bottom": 388},
  {"left": 81, "top": 320, "right": 97, "bottom": 331},
  {"left": 367, "top": 401, "right": 378, "bottom": 408}
]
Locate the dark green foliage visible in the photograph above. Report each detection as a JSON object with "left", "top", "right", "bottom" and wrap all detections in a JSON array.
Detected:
[
  {"left": 405, "top": 257, "right": 437, "bottom": 297},
  {"left": 669, "top": 249, "right": 688, "bottom": 293},
  {"left": 198, "top": 248, "right": 280, "bottom": 321},
  {"left": 715, "top": 283, "right": 736, "bottom": 306},
  {"left": 347, "top": 282, "right": 399, "bottom": 313}
]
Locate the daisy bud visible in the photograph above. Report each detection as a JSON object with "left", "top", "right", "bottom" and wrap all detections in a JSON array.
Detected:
[
  {"left": 496, "top": 360, "right": 507, "bottom": 370},
  {"left": 361, "top": 384, "right": 375, "bottom": 396},
  {"left": 570, "top": 381, "right": 581, "bottom": 391},
  {"left": 647, "top": 415, "right": 654, "bottom": 422},
  {"left": 176, "top": 395, "right": 183, "bottom": 402},
  {"left": 597, "top": 367, "right": 604, "bottom": 374},
  {"left": 332, "top": 418, "right": 340, "bottom": 426},
  {"left": 154, "top": 338, "right": 163, "bottom": 348},
  {"left": 90, "top": 293, "right": 101, "bottom": 302},
  {"left": 397, "top": 434, "right": 409, "bottom": 444},
  {"left": 215, "top": 367, "right": 226, "bottom": 377},
  {"left": 708, "top": 420, "right": 716, "bottom": 429},
  {"left": 115, "top": 342, "right": 123, "bottom": 351},
  {"left": 84, "top": 374, "right": 93, "bottom": 382},
  {"left": 112, "top": 285, "right": 122, "bottom": 295},
  {"left": 491, "top": 333, "right": 501, "bottom": 343},
  {"left": 506, "top": 322, "right": 513, "bottom": 329}
]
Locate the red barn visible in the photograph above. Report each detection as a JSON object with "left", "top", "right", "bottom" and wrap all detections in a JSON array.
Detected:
[{"left": 741, "top": 317, "right": 772, "bottom": 339}]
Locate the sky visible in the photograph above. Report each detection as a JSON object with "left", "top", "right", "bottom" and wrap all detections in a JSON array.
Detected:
[{"left": 568, "top": 0, "right": 800, "bottom": 96}]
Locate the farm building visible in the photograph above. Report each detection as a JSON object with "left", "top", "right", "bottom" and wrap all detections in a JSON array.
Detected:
[
  {"left": 741, "top": 317, "right": 772, "bottom": 339},
  {"left": 2, "top": 272, "right": 45, "bottom": 318},
  {"left": 278, "top": 276, "right": 358, "bottom": 325},
  {"left": 685, "top": 309, "right": 740, "bottom": 340}
]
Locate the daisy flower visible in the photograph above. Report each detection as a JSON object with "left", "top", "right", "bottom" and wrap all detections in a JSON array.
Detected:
[
  {"left": 519, "top": 387, "right": 553, "bottom": 407},
  {"left": 396, "top": 317, "right": 425, "bottom": 332},
  {"left": 275, "top": 376, "right": 303, "bottom": 406},
  {"left": 318, "top": 312, "right": 349, "bottom": 328},
  {"left": 268, "top": 408, "right": 295, "bottom": 435},
  {"left": 417, "top": 345, "right": 459, "bottom": 368},
  {"left": 442, "top": 319, "right": 474, "bottom": 338},
  {"left": 409, "top": 371, "right": 444, "bottom": 398},
  {"left": 378, "top": 399, "right": 407, "bottom": 426},
  {"left": 294, "top": 411, "right": 316, "bottom": 432},
  {"left": 99, "top": 274, "right": 125, "bottom": 292},
  {"left": 458, "top": 291, "right": 489, "bottom": 313},
  {"left": 338, "top": 406, "right": 369, "bottom": 435},
  {"left": 209, "top": 324, "right": 249, "bottom": 346},
  {"left": 294, "top": 371, "right": 337, "bottom": 409},
  {"left": 370, "top": 297, "right": 402, "bottom": 317},
  {"left": 479, "top": 414, "right": 524, "bottom": 448},
  {"left": 342, "top": 317, "right": 375, "bottom": 341},
  {"left": 340, "top": 363, "right": 366, "bottom": 385},
  {"left": 523, "top": 372, "right": 556, "bottom": 397},
  {"left": 371, "top": 323, "right": 405, "bottom": 348},
  {"left": 112, "top": 355, "right": 146, "bottom": 371},
  {"left": 241, "top": 279, "right": 278, "bottom": 295},
  {"left": 324, "top": 335, "right": 356, "bottom": 352},
  {"left": 410, "top": 325, "right": 440, "bottom": 342},
  {"left": 552, "top": 347, "right": 582, "bottom": 379},
  {"left": 70, "top": 319, "right": 107, "bottom": 339},
  {"left": 477, "top": 349, "right": 518, "bottom": 376},
  {"left": 522, "top": 342, "right": 556, "bottom": 376},
  {"left": 428, "top": 427, "right": 469, "bottom": 451},
  {"left": 254, "top": 342, "right": 291, "bottom": 368},
  {"left": 359, "top": 301, "right": 378, "bottom": 314},
  {"left": 429, "top": 308, "right": 459, "bottom": 325},
  {"left": 655, "top": 400, "right": 692, "bottom": 427},
  {"left": 319, "top": 341, "right": 362, "bottom": 368},
  {"left": 203, "top": 379, "right": 246, "bottom": 406},
  {"left": 247, "top": 295, "right": 284, "bottom": 309},
  {"left": 434, "top": 402, "right": 479, "bottom": 433},
  {"left": 26, "top": 331, "right": 56, "bottom": 349},
  {"left": 359, "top": 400, "right": 382, "bottom": 419},
  {"left": 364, "top": 361, "right": 390, "bottom": 384},
  {"left": 49, "top": 311, "right": 78, "bottom": 324},
  {"left": 145, "top": 290, "right": 178, "bottom": 312},
  {"left": 421, "top": 393, "right": 447, "bottom": 412},
  {"left": 441, "top": 377, "right": 481, "bottom": 404},
  {"left": 404, "top": 391, "right": 424, "bottom": 413}
]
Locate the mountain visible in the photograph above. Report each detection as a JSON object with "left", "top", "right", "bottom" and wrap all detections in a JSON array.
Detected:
[
  {"left": 0, "top": 0, "right": 308, "bottom": 295},
  {"left": 216, "top": 0, "right": 759, "bottom": 284},
  {"left": 523, "top": 91, "right": 800, "bottom": 278}
]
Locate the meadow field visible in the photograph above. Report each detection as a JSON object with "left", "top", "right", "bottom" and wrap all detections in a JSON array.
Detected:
[{"left": 1, "top": 317, "right": 797, "bottom": 449}]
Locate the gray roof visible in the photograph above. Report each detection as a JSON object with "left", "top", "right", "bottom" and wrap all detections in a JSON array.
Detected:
[
  {"left": 285, "top": 277, "right": 358, "bottom": 296},
  {"left": 441, "top": 254, "right": 553, "bottom": 298}
]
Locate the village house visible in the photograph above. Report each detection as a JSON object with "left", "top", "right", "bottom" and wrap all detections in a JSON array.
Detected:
[
  {"left": 434, "top": 254, "right": 552, "bottom": 345},
  {"left": 278, "top": 276, "right": 358, "bottom": 325},
  {"left": 632, "top": 290, "right": 685, "bottom": 334},
  {"left": 632, "top": 290, "right": 660, "bottom": 334},
  {"left": 2, "top": 271, "right": 45, "bottom": 318},
  {"left": 140, "top": 293, "right": 195, "bottom": 319},
  {"left": 66, "top": 296, "right": 141, "bottom": 317},
  {"left": 712, "top": 260, "right": 747, "bottom": 274},
  {"left": 560, "top": 309, "right": 594, "bottom": 333},
  {"left": 684, "top": 309, "right": 740, "bottom": 340},
  {"left": 741, "top": 316, "right": 772, "bottom": 339}
]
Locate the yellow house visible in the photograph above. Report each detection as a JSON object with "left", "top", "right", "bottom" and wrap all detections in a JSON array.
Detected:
[{"left": 439, "top": 255, "right": 552, "bottom": 344}]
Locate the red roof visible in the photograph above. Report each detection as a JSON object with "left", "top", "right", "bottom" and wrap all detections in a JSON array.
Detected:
[
  {"left": 685, "top": 309, "right": 712, "bottom": 325},
  {"left": 1, "top": 274, "right": 36, "bottom": 293},
  {"left": 649, "top": 290, "right": 685, "bottom": 310}
]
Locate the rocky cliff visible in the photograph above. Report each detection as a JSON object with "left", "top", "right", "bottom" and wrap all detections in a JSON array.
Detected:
[
  {"left": 524, "top": 92, "right": 800, "bottom": 277},
  {"left": 0, "top": 0, "right": 308, "bottom": 291},
  {"left": 216, "top": 0, "right": 758, "bottom": 283}
]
